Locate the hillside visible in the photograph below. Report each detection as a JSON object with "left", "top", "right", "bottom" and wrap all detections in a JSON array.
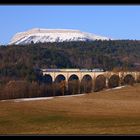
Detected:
[
  {"left": 0, "top": 40, "right": 140, "bottom": 83},
  {"left": 0, "top": 84, "right": 140, "bottom": 134}
]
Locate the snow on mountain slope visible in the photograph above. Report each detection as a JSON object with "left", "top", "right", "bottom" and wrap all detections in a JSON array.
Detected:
[{"left": 9, "top": 28, "right": 111, "bottom": 45}]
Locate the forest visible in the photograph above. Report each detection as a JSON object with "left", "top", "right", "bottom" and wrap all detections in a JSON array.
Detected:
[{"left": 0, "top": 40, "right": 140, "bottom": 99}]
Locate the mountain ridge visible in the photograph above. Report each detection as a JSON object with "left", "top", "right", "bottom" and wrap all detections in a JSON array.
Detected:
[{"left": 9, "top": 28, "right": 111, "bottom": 45}]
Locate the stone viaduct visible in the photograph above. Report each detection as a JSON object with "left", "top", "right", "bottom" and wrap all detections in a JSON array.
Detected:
[
  {"left": 42, "top": 69, "right": 140, "bottom": 81},
  {"left": 41, "top": 69, "right": 140, "bottom": 92}
]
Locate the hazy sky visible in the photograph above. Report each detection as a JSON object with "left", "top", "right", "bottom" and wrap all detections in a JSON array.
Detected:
[{"left": 0, "top": 5, "right": 140, "bottom": 44}]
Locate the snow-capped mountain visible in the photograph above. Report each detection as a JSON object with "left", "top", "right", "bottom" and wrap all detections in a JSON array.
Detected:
[{"left": 9, "top": 28, "right": 111, "bottom": 45}]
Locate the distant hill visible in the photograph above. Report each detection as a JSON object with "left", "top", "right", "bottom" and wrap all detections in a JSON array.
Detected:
[{"left": 9, "top": 28, "right": 111, "bottom": 45}]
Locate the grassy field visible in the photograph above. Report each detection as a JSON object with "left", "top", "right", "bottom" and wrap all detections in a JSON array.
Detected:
[{"left": 0, "top": 84, "right": 140, "bottom": 135}]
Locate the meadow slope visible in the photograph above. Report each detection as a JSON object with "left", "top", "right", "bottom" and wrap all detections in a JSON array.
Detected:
[{"left": 0, "top": 84, "right": 140, "bottom": 134}]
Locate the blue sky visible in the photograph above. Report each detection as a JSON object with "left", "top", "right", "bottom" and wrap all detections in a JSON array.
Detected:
[{"left": 0, "top": 5, "right": 140, "bottom": 44}]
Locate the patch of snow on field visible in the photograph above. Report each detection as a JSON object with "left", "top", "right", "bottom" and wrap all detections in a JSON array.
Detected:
[
  {"left": 0, "top": 94, "right": 86, "bottom": 102},
  {"left": 14, "top": 97, "right": 54, "bottom": 102},
  {"left": 1, "top": 97, "right": 54, "bottom": 102},
  {"left": 105, "top": 85, "right": 126, "bottom": 91},
  {"left": 58, "top": 94, "right": 85, "bottom": 98},
  {"left": 113, "top": 86, "right": 126, "bottom": 89}
]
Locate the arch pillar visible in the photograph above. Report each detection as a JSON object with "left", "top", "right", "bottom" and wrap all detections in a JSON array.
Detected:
[
  {"left": 52, "top": 77, "right": 55, "bottom": 83},
  {"left": 106, "top": 78, "right": 109, "bottom": 88},
  {"left": 91, "top": 78, "right": 95, "bottom": 92},
  {"left": 134, "top": 72, "right": 137, "bottom": 81}
]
